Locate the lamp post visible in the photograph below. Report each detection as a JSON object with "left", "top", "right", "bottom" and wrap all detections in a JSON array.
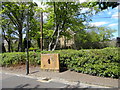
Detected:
[
  {"left": 26, "top": 10, "right": 29, "bottom": 75},
  {"left": 40, "top": 12, "right": 43, "bottom": 51}
]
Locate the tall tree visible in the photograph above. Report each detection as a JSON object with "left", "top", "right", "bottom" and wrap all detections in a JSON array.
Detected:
[
  {"left": 2, "top": 19, "right": 13, "bottom": 52},
  {"left": 74, "top": 26, "right": 117, "bottom": 49},
  {"left": 2, "top": 2, "right": 37, "bottom": 52},
  {"left": 46, "top": 2, "right": 97, "bottom": 51},
  {"left": 28, "top": 1, "right": 119, "bottom": 51},
  {"left": 92, "top": 26, "right": 116, "bottom": 42}
]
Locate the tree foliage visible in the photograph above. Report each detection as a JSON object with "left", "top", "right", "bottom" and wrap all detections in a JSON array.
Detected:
[
  {"left": 74, "top": 26, "right": 116, "bottom": 49},
  {"left": 2, "top": 2, "right": 35, "bottom": 51},
  {"left": 1, "top": 2, "right": 37, "bottom": 52},
  {"left": 1, "top": 1, "right": 119, "bottom": 52}
]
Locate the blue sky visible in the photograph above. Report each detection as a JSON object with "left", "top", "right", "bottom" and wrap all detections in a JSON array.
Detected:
[{"left": 90, "top": 6, "right": 119, "bottom": 38}]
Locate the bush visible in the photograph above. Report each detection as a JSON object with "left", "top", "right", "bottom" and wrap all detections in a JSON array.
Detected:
[
  {"left": 0, "top": 52, "right": 41, "bottom": 67},
  {"left": 29, "top": 47, "right": 40, "bottom": 52},
  {"left": 0, "top": 48, "right": 119, "bottom": 78}
]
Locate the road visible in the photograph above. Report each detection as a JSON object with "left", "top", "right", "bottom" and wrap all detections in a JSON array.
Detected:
[
  {"left": 0, "top": 72, "right": 110, "bottom": 89},
  {"left": 1, "top": 73, "right": 67, "bottom": 89}
]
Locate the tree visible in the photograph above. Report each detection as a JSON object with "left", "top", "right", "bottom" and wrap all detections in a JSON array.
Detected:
[
  {"left": 26, "top": 1, "right": 119, "bottom": 51},
  {"left": 2, "top": 1, "right": 118, "bottom": 52},
  {"left": 89, "top": 26, "right": 116, "bottom": 42},
  {"left": 2, "top": 19, "right": 13, "bottom": 52},
  {"left": 87, "top": 2, "right": 119, "bottom": 10},
  {"left": 74, "top": 25, "right": 117, "bottom": 49},
  {"left": 1, "top": 12, "right": 18, "bottom": 52},
  {"left": 2, "top": 2, "right": 37, "bottom": 52},
  {"left": 46, "top": 2, "right": 98, "bottom": 51}
]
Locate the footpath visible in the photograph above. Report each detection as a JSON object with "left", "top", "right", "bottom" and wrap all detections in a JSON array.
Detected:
[{"left": 1, "top": 65, "right": 119, "bottom": 88}]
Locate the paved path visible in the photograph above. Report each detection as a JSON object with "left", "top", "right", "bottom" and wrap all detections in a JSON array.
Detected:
[
  {"left": 1, "top": 66, "right": 119, "bottom": 88},
  {"left": 1, "top": 72, "right": 66, "bottom": 88},
  {"left": 1, "top": 72, "right": 111, "bottom": 89}
]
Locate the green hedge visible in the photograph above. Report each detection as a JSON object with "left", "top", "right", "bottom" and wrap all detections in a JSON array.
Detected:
[
  {"left": 0, "top": 52, "right": 41, "bottom": 66},
  {"left": 0, "top": 48, "right": 119, "bottom": 78}
]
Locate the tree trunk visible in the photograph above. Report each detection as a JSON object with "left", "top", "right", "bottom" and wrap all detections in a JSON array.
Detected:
[
  {"left": 2, "top": 43, "right": 6, "bottom": 53},
  {"left": 48, "top": 24, "right": 59, "bottom": 51},
  {"left": 37, "top": 38, "right": 40, "bottom": 49},
  {"left": 48, "top": 28, "right": 58, "bottom": 51},
  {"left": 2, "top": 30, "right": 11, "bottom": 52},
  {"left": 48, "top": 2, "right": 57, "bottom": 51},
  {"left": 48, "top": 30, "right": 56, "bottom": 51},
  {"left": 48, "top": 40, "right": 52, "bottom": 51},
  {"left": 52, "top": 29, "right": 60, "bottom": 51},
  {"left": 18, "top": 28, "right": 23, "bottom": 52},
  {"left": 48, "top": 28, "right": 57, "bottom": 51},
  {"left": 64, "top": 36, "right": 67, "bottom": 49},
  {"left": 8, "top": 40, "right": 11, "bottom": 52},
  {"left": 11, "top": 42, "right": 13, "bottom": 52}
]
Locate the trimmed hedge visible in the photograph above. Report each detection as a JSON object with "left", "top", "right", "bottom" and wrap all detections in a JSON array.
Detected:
[
  {"left": 0, "top": 48, "right": 119, "bottom": 78},
  {"left": 0, "top": 52, "right": 41, "bottom": 66}
]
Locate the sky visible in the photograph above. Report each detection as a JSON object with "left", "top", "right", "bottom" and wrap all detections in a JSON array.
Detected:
[
  {"left": 33, "top": 0, "right": 119, "bottom": 39},
  {"left": 90, "top": 6, "right": 119, "bottom": 38}
]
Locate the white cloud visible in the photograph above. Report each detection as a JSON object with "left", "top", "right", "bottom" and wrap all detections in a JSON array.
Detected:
[
  {"left": 81, "top": 8, "right": 89, "bottom": 13},
  {"left": 108, "top": 12, "right": 112, "bottom": 15},
  {"left": 108, "top": 23, "right": 118, "bottom": 27},
  {"left": 90, "top": 22, "right": 108, "bottom": 26},
  {"left": 79, "top": 0, "right": 87, "bottom": 3},
  {"left": 111, "top": 12, "right": 118, "bottom": 19}
]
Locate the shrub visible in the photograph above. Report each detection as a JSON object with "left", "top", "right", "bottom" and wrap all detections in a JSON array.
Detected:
[
  {"left": 0, "top": 48, "right": 119, "bottom": 78},
  {"left": 29, "top": 47, "right": 40, "bottom": 52},
  {"left": 0, "top": 52, "right": 41, "bottom": 67}
]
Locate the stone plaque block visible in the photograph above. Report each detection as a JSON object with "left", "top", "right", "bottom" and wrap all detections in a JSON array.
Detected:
[{"left": 41, "top": 54, "right": 59, "bottom": 71}]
